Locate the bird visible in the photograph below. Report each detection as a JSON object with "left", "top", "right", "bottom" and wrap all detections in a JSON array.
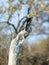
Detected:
[
  {"left": 7, "top": 7, "right": 38, "bottom": 35},
  {"left": 8, "top": 30, "right": 28, "bottom": 65},
  {"left": 16, "top": 7, "right": 33, "bottom": 34}
]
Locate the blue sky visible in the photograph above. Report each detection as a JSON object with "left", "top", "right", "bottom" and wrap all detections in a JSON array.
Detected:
[{"left": 0, "top": 0, "right": 49, "bottom": 44}]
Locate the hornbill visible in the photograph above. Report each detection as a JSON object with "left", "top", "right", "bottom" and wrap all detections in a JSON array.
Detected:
[{"left": 1, "top": 8, "right": 37, "bottom": 34}]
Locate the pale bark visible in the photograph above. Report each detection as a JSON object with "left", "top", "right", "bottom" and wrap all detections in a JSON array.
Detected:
[{"left": 8, "top": 30, "right": 28, "bottom": 65}]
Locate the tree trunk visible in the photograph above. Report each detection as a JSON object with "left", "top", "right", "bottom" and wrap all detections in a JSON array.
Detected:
[{"left": 8, "top": 30, "right": 28, "bottom": 65}]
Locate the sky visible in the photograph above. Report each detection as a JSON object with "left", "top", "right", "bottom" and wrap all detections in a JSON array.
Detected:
[{"left": 0, "top": 0, "right": 49, "bottom": 44}]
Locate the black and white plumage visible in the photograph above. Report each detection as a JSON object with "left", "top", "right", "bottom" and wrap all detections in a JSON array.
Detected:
[
  {"left": 6, "top": 7, "right": 32, "bottom": 35},
  {"left": 16, "top": 8, "right": 32, "bottom": 34},
  {"left": 7, "top": 13, "right": 32, "bottom": 35},
  {"left": 8, "top": 30, "right": 28, "bottom": 65},
  {"left": 16, "top": 17, "right": 32, "bottom": 33}
]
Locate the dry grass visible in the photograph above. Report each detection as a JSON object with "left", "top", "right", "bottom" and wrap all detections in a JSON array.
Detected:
[{"left": 0, "top": 35, "right": 49, "bottom": 65}]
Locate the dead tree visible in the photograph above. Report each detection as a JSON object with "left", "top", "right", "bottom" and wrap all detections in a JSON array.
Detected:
[{"left": 8, "top": 30, "right": 28, "bottom": 65}]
